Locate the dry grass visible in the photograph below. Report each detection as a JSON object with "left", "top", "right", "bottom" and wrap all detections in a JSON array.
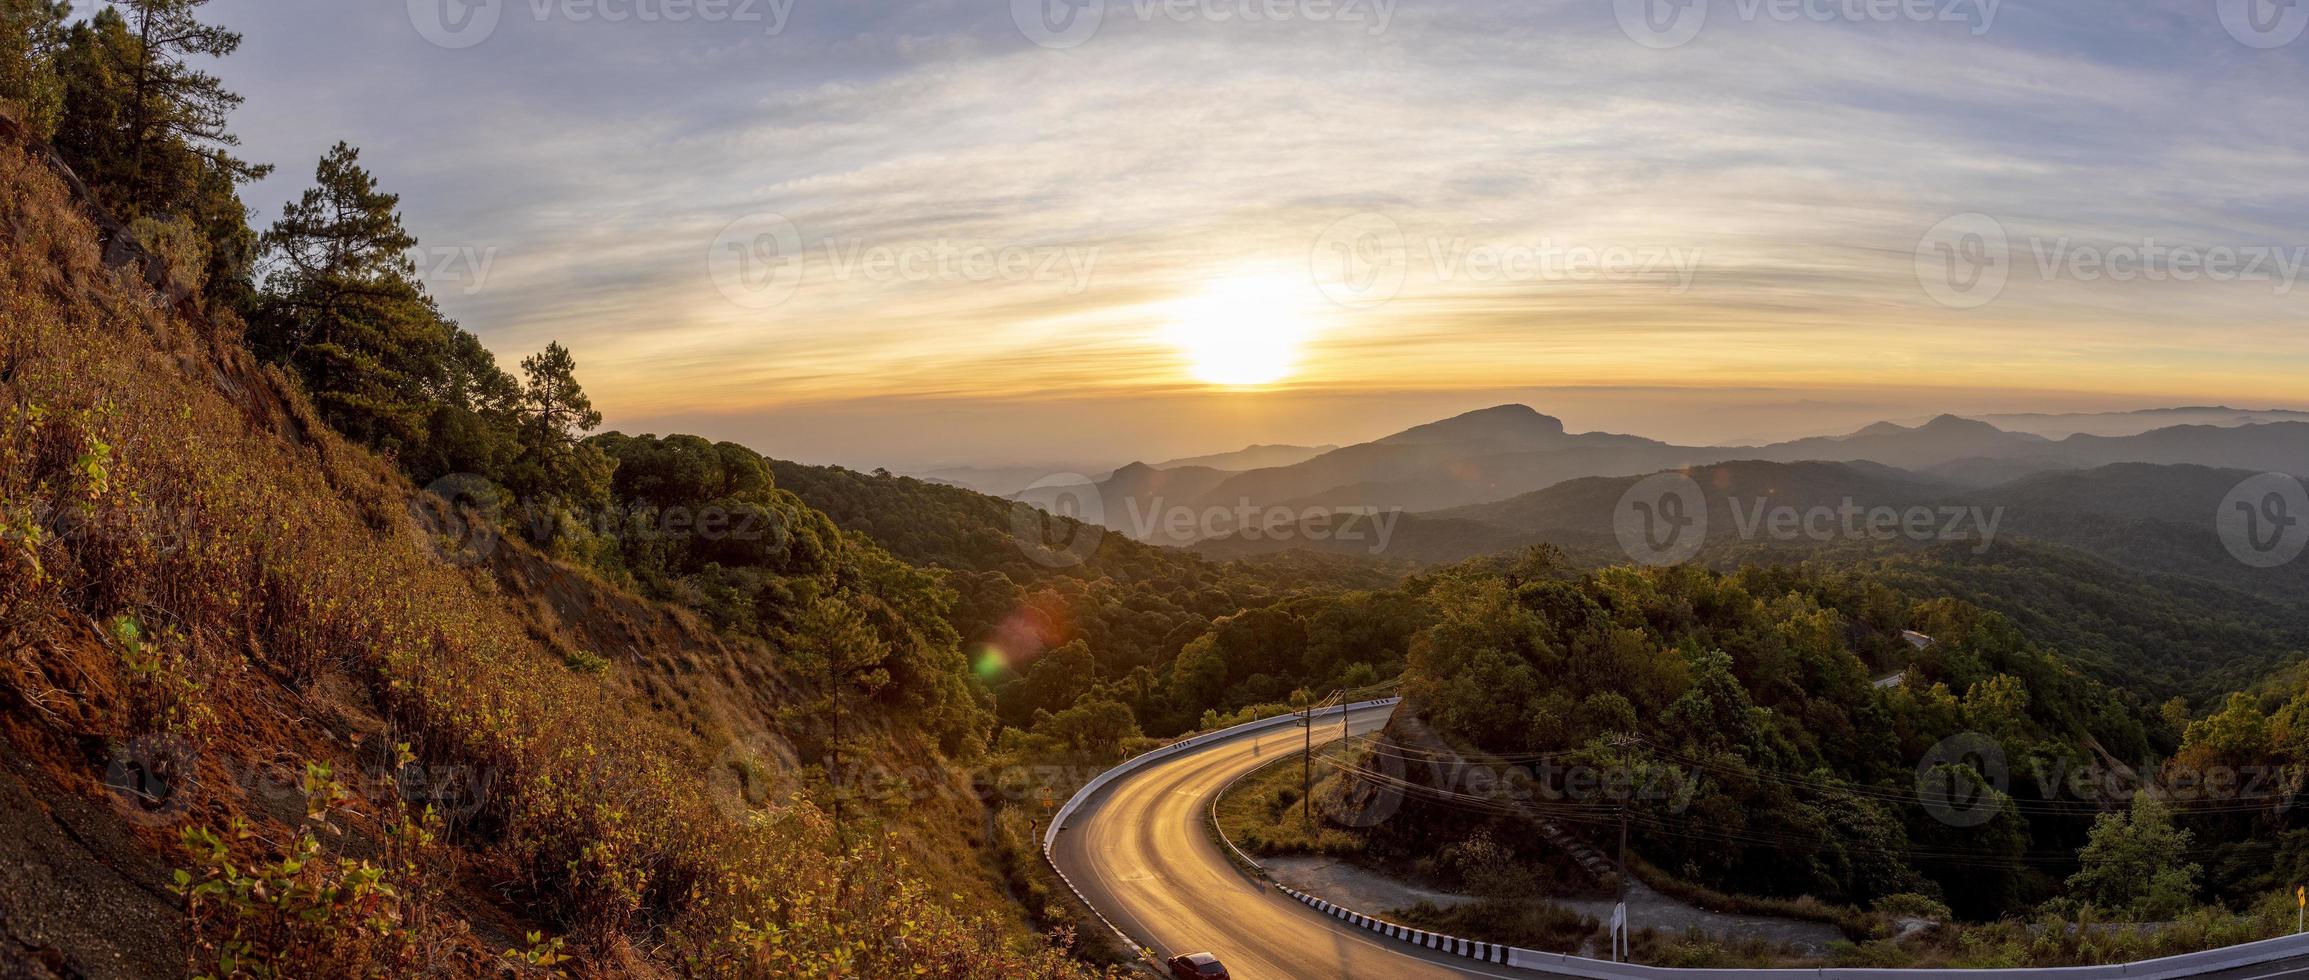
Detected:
[{"left": 0, "top": 141, "right": 1105, "bottom": 977}]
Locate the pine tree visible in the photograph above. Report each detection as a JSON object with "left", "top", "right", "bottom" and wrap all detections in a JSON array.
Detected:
[
  {"left": 0, "top": 0, "right": 70, "bottom": 139},
  {"left": 514, "top": 341, "right": 612, "bottom": 506},
  {"left": 50, "top": 4, "right": 265, "bottom": 311},
  {"left": 520, "top": 342, "right": 603, "bottom": 445},
  {"left": 116, "top": 0, "right": 265, "bottom": 210},
  {"left": 254, "top": 143, "right": 447, "bottom": 453}
]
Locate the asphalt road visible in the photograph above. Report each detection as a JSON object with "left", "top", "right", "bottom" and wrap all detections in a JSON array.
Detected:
[
  {"left": 1049, "top": 701, "right": 2309, "bottom": 980},
  {"left": 2199, "top": 955, "right": 2309, "bottom": 979},
  {"left": 1051, "top": 702, "right": 1549, "bottom": 979}
]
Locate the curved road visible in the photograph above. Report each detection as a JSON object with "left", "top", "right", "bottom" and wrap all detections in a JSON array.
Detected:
[
  {"left": 1050, "top": 702, "right": 2309, "bottom": 980},
  {"left": 1051, "top": 702, "right": 1537, "bottom": 979}
]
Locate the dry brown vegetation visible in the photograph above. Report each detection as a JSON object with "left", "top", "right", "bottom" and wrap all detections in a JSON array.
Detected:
[{"left": 0, "top": 136, "right": 1104, "bottom": 977}]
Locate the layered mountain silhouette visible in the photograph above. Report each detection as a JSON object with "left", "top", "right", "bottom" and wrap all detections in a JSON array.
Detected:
[{"left": 1023, "top": 403, "right": 2308, "bottom": 546}]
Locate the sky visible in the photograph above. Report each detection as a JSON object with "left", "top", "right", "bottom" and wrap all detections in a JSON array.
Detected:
[{"left": 184, "top": 0, "right": 2309, "bottom": 470}]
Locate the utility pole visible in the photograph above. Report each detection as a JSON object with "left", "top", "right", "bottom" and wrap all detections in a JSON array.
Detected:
[
  {"left": 1302, "top": 700, "right": 1314, "bottom": 825},
  {"left": 1615, "top": 803, "right": 1631, "bottom": 962},
  {"left": 1616, "top": 804, "right": 1630, "bottom": 898}
]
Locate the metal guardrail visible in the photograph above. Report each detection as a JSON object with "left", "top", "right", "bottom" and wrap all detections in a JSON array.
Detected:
[
  {"left": 1039, "top": 698, "right": 1406, "bottom": 969},
  {"left": 1274, "top": 885, "right": 2309, "bottom": 979},
  {"left": 1050, "top": 697, "right": 2309, "bottom": 978}
]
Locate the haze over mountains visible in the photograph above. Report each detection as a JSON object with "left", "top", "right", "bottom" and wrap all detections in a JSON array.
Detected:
[
  {"left": 911, "top": 443, "right": 1337, "bottom": 496},
  {"left": 1013, "top": 404, "right": 2309, "bottom": 547}
]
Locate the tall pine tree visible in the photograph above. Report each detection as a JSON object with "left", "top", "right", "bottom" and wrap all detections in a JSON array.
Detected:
[
  {"left": 0, "top": 0, "right": 70, "bottom": 139},
  {"left": 255, "top": 142, "right": 449, "bottom": 453},
  {"left": 51, "top": 4, "right": 264, "bottom": 310}
]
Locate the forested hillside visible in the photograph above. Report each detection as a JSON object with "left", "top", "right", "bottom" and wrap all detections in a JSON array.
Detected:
[
  {"left": 1392, "top": 550, "right": 2283, "bottom": 924},
  {"left": 1204, "top": 460, "right": 2309, "bottom": 703},
  {"left": 0, "top": 4, "right": 1109, "bottom": 974},
  {"left": 767, "top": 458, "right": 1414, "bottom": 737}
]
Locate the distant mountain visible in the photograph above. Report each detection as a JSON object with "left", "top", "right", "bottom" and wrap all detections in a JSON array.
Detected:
[
  {"left": 1012, "top": 403, "right": 2309, "bottom": 545},
  {"left": 908, "top": 464, "right": 1114, "bottom": 497},
  {"left": 1011, "top": 461, "right": 1238, "bottom": 544},
  {"left": 2056, "top": 422, "right": 2309, "bottom": 472},
  {"left": 1975, "top": 406, "right": 2309, "bottom": 439},
  {"left": 1192, "top": 458, "right": 2309, "bottom": 699},
  {"left": 1197, "top": 457, "right": 2309, "bottom": 595},
  {"left": 1147, "top": 443, "right": 1336, "bottom": 472},
  {"left": 908, "top": 445, "right": 1334, "bottom": 498},
  {"left": 1748, "top": 414, "right": 2048, "bottom": 468},
  {"left": 1193, "top": 459, "right": 1951, "bottom": 564},
  {"left": 1148, "top": 405, "right": 1683, "bottom": 527}
]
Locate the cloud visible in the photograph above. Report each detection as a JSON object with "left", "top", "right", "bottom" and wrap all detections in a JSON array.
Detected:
[{"left": 201, "top": 0, "right": 2309, "bottom": 467}]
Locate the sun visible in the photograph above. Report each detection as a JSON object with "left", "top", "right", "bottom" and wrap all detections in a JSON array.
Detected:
[{"left": 1160, "top": 273, "right": 1322, "bottom": 387}]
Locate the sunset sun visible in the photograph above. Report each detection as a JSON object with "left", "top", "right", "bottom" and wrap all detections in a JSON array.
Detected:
[{"left": 1160, "top": 274, "right": 1322, "bottom": 387}]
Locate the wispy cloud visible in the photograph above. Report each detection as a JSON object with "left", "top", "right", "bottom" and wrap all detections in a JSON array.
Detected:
[{"left": 202, "top": 0, "right": 2309, "bottom": 467}]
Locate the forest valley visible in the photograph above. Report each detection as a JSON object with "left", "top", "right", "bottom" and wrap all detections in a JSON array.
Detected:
[{"left": 1, "top": 1, "right": 2307, "bottom": 976}]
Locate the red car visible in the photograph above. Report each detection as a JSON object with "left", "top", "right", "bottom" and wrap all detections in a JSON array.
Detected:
[{"left": 1168, "top": 952, "right": 1231, "bottom": 980}]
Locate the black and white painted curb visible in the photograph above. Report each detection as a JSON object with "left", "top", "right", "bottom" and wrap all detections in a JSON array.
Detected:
[
  {"left": 1060, "top": 696, "right": 2309, "bottom": 979},
  {"left": 1278, "top": 885, "right": 1511, "bottom": 965},
  {"left": 1044, "top": 698, "right": 1405, "bottom": 972}
]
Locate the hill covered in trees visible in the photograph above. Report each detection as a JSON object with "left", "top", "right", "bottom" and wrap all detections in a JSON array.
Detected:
[
  {"left": 1389, "top": 550, "right": 2282, "bottom": 925},
  {"left": 765, "top": 457, "right": 1415, "bottom": 738},
  {"left": 0, "top": 4, "right": 1121, "bottom": 974}
]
